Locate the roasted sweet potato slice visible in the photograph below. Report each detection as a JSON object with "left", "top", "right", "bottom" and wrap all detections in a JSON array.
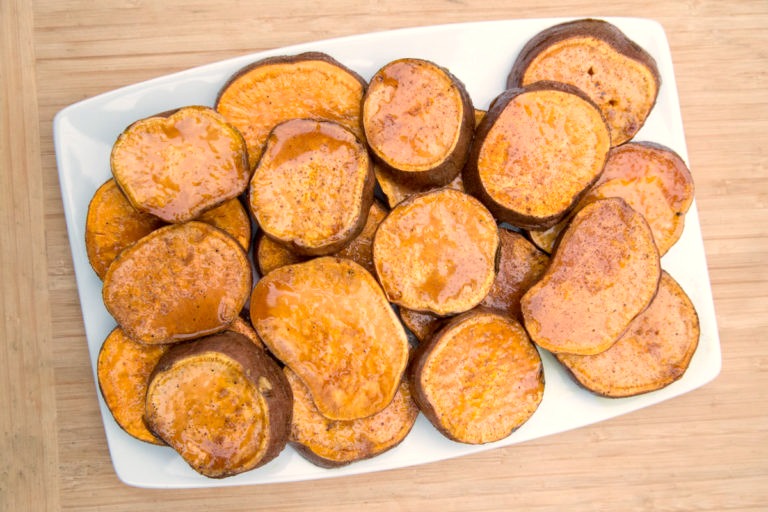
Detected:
[
  {"left": 528, "top": 141, "right": 694, "bottom": 255},
  {"left": 508, "top": 18, "right": 660, "bottom": 146},
  {"left": 85, "top": 179, "right": 165, "bottom": 279},
  {"left": 216, "top": 52, "right": 367, "bottom": 168},
  {"left": 333, "top": 199, "right": 388, "bottom": 275},
  {"left": 249, "top": 118, "right": 374, "bottom": 256},
  {"left": 285, "top": 367, "right": 418, "bottom": 468},
  {"left": 144, "top": 332, "right": 292, "bottom": 478},
  {"left": 373, "top": 188, "right": 499, "bottom": 316},
  {"left": 463, "top": 82, "right": 611, "bottom": 230},
  {"left": 250, "top": 257, "right": 410, "bottom": 421},
  {"left": 110, "top": 106, "right": 250, "bottom": 223},
  {"left": 363, "top": 58, "right": 474, "bottom": 187},
  {"left": 103, "top": 221, "right": 252, "bottom": 344},
  {"left": 409, "top": 309, "right": 544, "bottom": 444},
  {"left": 197, "top": 198, "right": 252, "bottom": 252},
  {"left": 521, "top": 197, "right": 661, "bottom": 355},
  {"left": 399, "top": 308, "right": 445, "bottom": 344},
  {"left": 375, "top": 163, "right": 465, "bottom": 209},
  {"left": 254, "top": 231, "right": 308, "bottom": 276},
  {"left": 557, "top": 271, "right": 699, "bottom": 397},
  {"left": 479, "top": 228, "right": 549, "bottom": 322},
  {"left": 228, "top": 316, "right": 264, "bottom": 350},
  {"left": 97, "top": 327, "right": 169, "bottom": 445}
]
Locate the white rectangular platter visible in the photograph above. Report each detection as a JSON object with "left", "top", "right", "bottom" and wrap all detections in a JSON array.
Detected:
[{"left": 53, "top": 17, "right": 721, "bottom": 488}]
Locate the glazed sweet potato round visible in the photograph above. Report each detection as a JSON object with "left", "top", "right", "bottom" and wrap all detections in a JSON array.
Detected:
[
  {"left": 363, "top": 58, "right": 474, "bottom": 187},
  {"left": 249, "top": 118, "right": 374, "bottom": 256},
  {"left": 144, "top": 332, "right": 292, "bottom": 478},
  {"left": 521, "top": 197, "right": 661, "bottom": 355},
  {"left": 196, "top": 198, "right": 252, "bottom": 252},
  {"left": 216, "top": 52, "right": 367, "bottom": 168},
  {"left": 254, "top": 231, "right": 308, "bottom": 276},
  {"left": 508, "top": 18, "right": 660, "bottom": 146},
  {"left": 110, "top": 106, "right": 250, "bottom": 223},
  {"left": 557, "top": 271, "right": 699, "bottom": 397},
  {"left": 373, "top": 188, "right": 499, "bottom": 316},
  {"left": 85, "top": 179, "right": 165, "bottom": 279},
  {"left": 250, "top": 257, "right": 410, "bottom": 421},
  {"left": 285, "top": 368, "right": 418, "bottom": 468},
  {"left": 463, "top": 82, "right": 611, "bottom": 230},
  {"left": 97, "top": 327, "right": 169, "bottom": 445},
  {"left": 409, "top": 309, "right": 544, "bottom": 444},
  {"left": 527, "top": 141, "right": 695, "bottom": 255},
  {"left": 102, "top": 221, "right": 252, "bottom": 344}
]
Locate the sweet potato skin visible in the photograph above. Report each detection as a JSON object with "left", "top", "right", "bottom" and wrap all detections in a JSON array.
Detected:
[
  {"left": 463, "top": 82, "right": 610, "bottom": 230},
  {"left": 557, "top": 271, "right": 699, "bottom": 397},
  {"left": 102, "top": 221, "right": 252, "bottom": 344},
  {"left": 507, "top": 18, "right": 660, "bottom": 146},
  {"left": 250, "top": 257, "right": 410, "bottom": 421},
  {"left": 521, "top": 197, "right": 661, "bottom": 355},
  {"left": 363, "top": 58, "right": 475, "bottom": 187},
  {"left": 409, "top": 308, "right": 544, "bottom": 444},
  {"left": 249, "top": 118, "right": 375, "bottom": 256},
  {"left": 110, "top": 106, "right": 250, "bottom": 223},
  {"left": 145, "top": 332, "right": 292, "bottom": 478},
  {"left": 216, "top": 52, "right": 367, "bottom": 169},
  {"left": 285, "top": 368, "right": 418, "bottom": 468}
]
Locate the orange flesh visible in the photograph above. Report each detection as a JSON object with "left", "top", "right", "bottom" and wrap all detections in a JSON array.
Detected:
[
  {"left": 217, "top": 58, "right": 365, "bottom": 168},
  {"left": 85, "top": 179, "right": 165, "bottom": 279},
  {"left": 97, "top": 327, "right": 168, "bottom": 444},
  {"left": 399, "top": 308, "right": 444, "bottom": 343},
  {"left": 417, "top": 312, "right": 544, "bottom": 444},
  {"left": 196, "top": 198, "right": 252, "bottom": 251},
  {"left": 373, "top": 188, "right": 499, "bottom": 315},
  {"left": 250, "top": 257, "right": 409, "bottom": 421},
  {"left": 227, "top": 317, "right": 264, "bottom": 349},
  {"left": 145, "top": 353, "right": 268, "bottom": 477},
  {"left": 250, "top": 119, "right": 372, "bottom": 254},
  {"left": 111, "top": 107, "right": 249, "bottom": 223},
  {"left": 286, "top": 368, "right": 418, "bottom": 466},
  {"left": 521, "top": 198, "right": 660, "bottom": 355},
  {"left": 558, "top": 272, "right": 699, "bottom": 396},
  {"left": 527, "top": 143, "right": 694, "bottom": 255},
  {"left": 334, "top": 200, "right": 388, "bottom": 275},
  {"left": 255, "top": 234, "right": 307, "bottom": 276},
  {"left": 375, "top": 164, "right": 465, "bottom": 208},
  {"left": 364, "top": 59, "right": 465, "bottom": 171},
  {"left": 478, "top": 89, "right": 610, "bottom": 221},
  {"left": 102, "top": 221, "right": 252, "bottom": 344},
  {"left": 480, "top": 229, "right": 549, "bottom": 321},
  {"left": 522, "top": 37, "right": 658, "bottom": 146}
]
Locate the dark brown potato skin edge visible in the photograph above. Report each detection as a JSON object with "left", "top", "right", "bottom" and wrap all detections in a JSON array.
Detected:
[
  {"left": 506, "top": 18, "right": 661, "bottom": 92},
  {"left": 363, "top": 60, "right": 476, "bottom": 188},
  {"left": 145, "top": 332, "right": 293, "bottom": 477},
  {"left": 462, "top": 81, "right": 610, "bottom": 230}
]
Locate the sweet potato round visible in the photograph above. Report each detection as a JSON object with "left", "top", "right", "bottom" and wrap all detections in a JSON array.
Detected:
[
  {"left": 409, "top": 309, "right": 544, "bottom": 444},
  {"left": 110, "top": 106, "right": 250, "bottom": 223},
  {"left": 333, "top": 199, "right": 388, "bottom": 275},
  {"left": 250, "top": 257, "right": 410, "bottom": 421},
  {"left": 363, "top": 58, "right": 474, "bottom": 187},
  {"left": 373, "top": 188, "right": 499, "bottom": 316},
  {"left": 97, "top": 327, "right": 169, "bottom": 445},
  {"left": 216, "top": 52, "right": 367, "bottom": 169},
  {"left": 508, "top": 18, "right": 660, "bottom": 146},
  {"left": 463, "top": 82, "right": 611, "bottom": 230},
  {"left": 285, "top": 367, "right": 418, "bottom": 468},
  {"left": 85, "top": 179, "right": 165, "bottom": 279},
  {"left": 102, "top": 221, "right": 252, "bottom": 344},
  {"left": 196, "top": 198, "right": 252, "bottom": 252},
  {"left": 144, "top": 332, "right": 292, "bottom": 478},
  {"left": 521, "top": 197, "right": 661, "bottom": 355},
  {"left": 557, "top": 271, "right": 699, "bottom": 397},
  {"left": 249, "top": 118, "right": 374, "bottom": 256}
]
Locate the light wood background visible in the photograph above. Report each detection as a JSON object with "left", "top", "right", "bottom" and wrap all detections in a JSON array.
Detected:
[{"left": 2, "top": 1, "right": 766, "bottom": 510}]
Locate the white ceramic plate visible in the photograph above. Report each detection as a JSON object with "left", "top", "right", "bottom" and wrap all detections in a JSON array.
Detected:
[{"left": 53, "top": 17, "right": 721, "bottom": 488}]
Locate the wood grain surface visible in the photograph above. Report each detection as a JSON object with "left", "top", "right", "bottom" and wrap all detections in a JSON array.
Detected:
[{"left": 1, "top": 1, "right": 766, "bottom": 510}]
